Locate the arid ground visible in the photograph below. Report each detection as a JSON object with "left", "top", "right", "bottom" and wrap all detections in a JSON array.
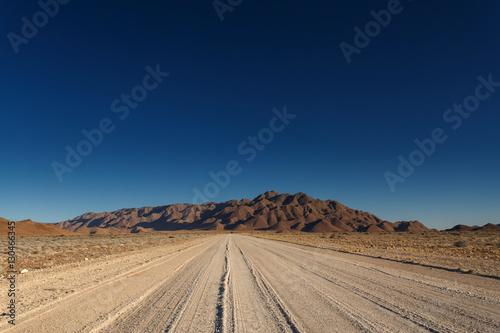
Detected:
[
  {"left": 252, "top": 230, "right": 500, "bottom": 277},
  {"left": 1, "top": 233, "right": 500, "bottom": 332}
]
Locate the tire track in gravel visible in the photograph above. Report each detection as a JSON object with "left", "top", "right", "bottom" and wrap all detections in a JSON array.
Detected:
[
  {"left": 247, "top": 238, "right": 446, "bottom": 331},
  {"left": 4, "top": 234, "right": 500, "bottom": 332},
  {"left": 214, "top": 242, "right": 234, "bottom": 333},
  {"left": 250, "top": 237, "right": 500, "bottom": 331},
  {"left": 233, "top": 243, "right": 302, "bottom": 333},
  {"left": 235, "top": 236, "right": 405, "bottom": 332},
  {"left": 239, "top": 235, "right": 500, "bottom": 332},
  {"left": 0, "top": 236, "right": 221, "bottom": 333},
  {"left": 104, "top": 237, "right": 227, "bottom": 333}
]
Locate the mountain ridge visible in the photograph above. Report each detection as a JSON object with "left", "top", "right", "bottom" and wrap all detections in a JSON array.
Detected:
[
  {"left": 56, "top": 191, "right": 429, "bottom": 234},
  {"left": 0, "top": 218, "right": 75, "bottom": 236},
  {"left": 445, "top": 223, "right": 500, "bottom": 232}
]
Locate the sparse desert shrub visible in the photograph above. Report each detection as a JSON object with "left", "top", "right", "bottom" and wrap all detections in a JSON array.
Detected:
[{"left": 454, "top": 240, "right": 468, "bottom": 248}]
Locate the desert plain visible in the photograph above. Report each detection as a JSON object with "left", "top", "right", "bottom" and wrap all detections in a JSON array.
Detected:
[{"left": 1, "top": 230, "right": 499, "bottom": 332}]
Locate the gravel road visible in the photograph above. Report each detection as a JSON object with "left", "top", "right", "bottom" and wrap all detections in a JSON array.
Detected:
[{"left": 2, "top": 234, "right": 500, "bottom": 332}]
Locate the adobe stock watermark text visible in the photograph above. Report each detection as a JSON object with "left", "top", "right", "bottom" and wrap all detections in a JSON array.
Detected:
[
  {"left": 6, "top": 221, "right": 16, "bottom": 325},
  {"left": 339, "top": 0, "right": 410, "bottom": 64},
  {"left": 213, "top": 0, "right": 243, "bottom": 21},
  {"left": 384, "top": 74, "right": 499, "bottom": 192},
  {"left": 192, "top": 106, "right": 296, "bottom": 203},
  {"left": 51, "top": 64, "right": 169, "bottom": 182},
  {"left": 7, "top": 0, "right": 72, "bottom": 54}
]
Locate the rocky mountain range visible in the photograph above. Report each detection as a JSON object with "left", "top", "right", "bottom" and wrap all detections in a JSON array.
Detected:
[
  {"left": 445, "top": 223, "right": 500, "bottom": 232},
  {"left": 0, "top": 217, "right": 74, "bottom": 236},
  {"left": 56, "top": 191, "right": 429, "bottom": 234}
]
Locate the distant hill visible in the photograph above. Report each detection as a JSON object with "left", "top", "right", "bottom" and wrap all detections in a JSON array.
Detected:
[
  {"left": 446, "top": 223, "right": 500, "bottom": 232},
  {"left": 56, "top": 191, "right": 428, "bottom": 234},
  {"left": 0, "top": 218, "right": 75, "bottom": 236}
]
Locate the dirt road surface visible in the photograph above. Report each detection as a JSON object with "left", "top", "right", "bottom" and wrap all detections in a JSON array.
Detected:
[{"left": 2, "top": 235, "right": 500, "bottom": 332}]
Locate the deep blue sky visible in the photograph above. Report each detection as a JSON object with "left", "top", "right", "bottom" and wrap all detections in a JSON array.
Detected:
[{"left": 1, "top": 0, "right": 499, "bottom": 229}]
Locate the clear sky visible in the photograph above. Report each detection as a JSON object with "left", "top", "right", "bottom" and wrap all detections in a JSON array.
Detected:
[{"left": 1, "top": 0, "right": 499, "bottom": 229}]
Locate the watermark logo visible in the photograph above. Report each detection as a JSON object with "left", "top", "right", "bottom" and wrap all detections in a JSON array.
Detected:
[
  {"left": 339, "top": 0, "right": 406, "bottom": 64},
  {"left": 213, "top": 0, "right": 243, "bottom": 22},
  {"left": 6, "top": 220, "right": 16, "bottom": 325},
  {"left": 384, "top": 74, "right": 499, "bottom": 192},
  {"left": 192, "top": 106, "right": 296, "bottom": 204},
  {"left": 7, "top": 0, "right": 72, "bottom": 54},
  {"left": 51, "top": 64, "right": 169, "bottom": 182}
]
